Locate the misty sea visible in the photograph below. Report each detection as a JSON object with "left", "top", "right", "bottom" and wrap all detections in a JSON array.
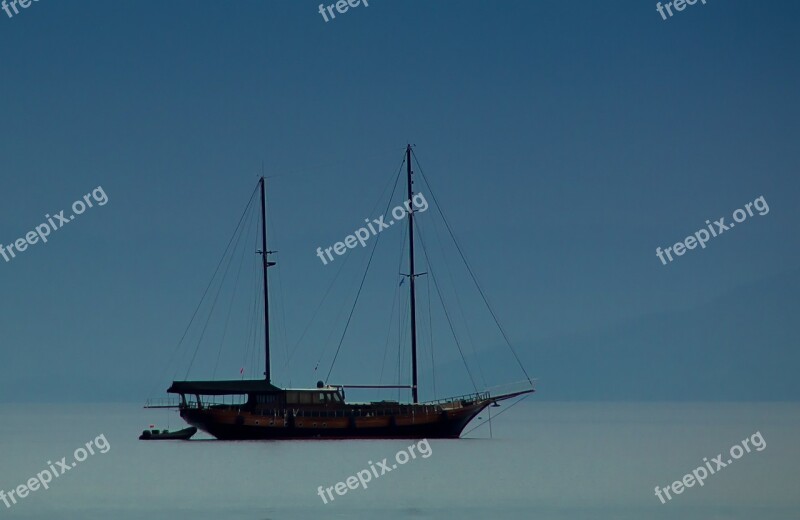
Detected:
[{"left": 0, "top": 402, "right": 797, "bottom": 519}]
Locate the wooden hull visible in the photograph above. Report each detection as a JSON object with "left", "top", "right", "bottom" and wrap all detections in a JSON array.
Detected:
[{"left": 178, "top": 402, "right": 490, "bottom": 440}]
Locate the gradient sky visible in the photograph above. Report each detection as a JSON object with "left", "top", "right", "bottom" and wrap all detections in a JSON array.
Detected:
[{"left": 1, "top": 0, "right": 798, "bottom": 402}]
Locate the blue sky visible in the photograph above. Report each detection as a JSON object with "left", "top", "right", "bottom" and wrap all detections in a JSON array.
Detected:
[{"left": 0, "top": 0, "right": 798, "bottom": 402}]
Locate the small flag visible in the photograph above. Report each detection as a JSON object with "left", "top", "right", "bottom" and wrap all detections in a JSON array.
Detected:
[
  {"left": 149, "top": 424, "right": 155, "bottom": 429},
  {"left": 240, "top": 367, "right": 244, "bottom": 374}
]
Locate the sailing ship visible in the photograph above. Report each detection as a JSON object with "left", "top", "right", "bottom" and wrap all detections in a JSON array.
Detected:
[{"left": 148, "top": 146, "right": 534, "bottom": 440}]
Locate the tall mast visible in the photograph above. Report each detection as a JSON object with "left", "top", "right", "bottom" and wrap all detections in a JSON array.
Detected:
[
  {"left": 259, "top": 177, "right": 273, "bottom": 383},
  {"left": 406, "top": 145, "right": 419, "bottom": 404}
]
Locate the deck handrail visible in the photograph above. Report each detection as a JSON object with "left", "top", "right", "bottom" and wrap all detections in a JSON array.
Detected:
[
  {"left": 421, "top": 391, "right": 490, "bottom": 405},
  {"left": 144, "top": 397, "right": 181, "bottom": 409},
  {"left": 181, "top": 402, "right": 453, "bottom": 418}
]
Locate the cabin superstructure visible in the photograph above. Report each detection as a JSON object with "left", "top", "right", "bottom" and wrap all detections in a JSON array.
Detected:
[{"left": 167, "top": 380, "right": 345, "bottom": 409}]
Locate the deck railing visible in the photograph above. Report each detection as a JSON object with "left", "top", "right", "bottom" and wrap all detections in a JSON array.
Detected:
[
  {"left": 180, "top": 402, "right": 447, "bottom": 418},
  {"left": 143, "top": 397, "right": 181, "bottom": 409},
  {"left": 150, "top": 387, "right": 516, "bottom": 412},
  {"left": 421, "top": 391, "right": 490, "bottom": 406}
]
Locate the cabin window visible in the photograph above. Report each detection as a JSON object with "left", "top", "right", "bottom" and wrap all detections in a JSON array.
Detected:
[
  {"left": 255, "top": 394, "right": 277, "bottom": 405},
  {"left": 286, "top": 391, "right": 313, "bottom": 404},
  {"left": 283, "top": 391, "right": 348, "bottom": 404}
]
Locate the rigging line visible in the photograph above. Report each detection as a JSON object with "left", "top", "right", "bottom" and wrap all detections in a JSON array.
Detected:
[
  {"left": 246, "top": 262, "right": 263, "bottom": 381},
  {"left": 185, "top": 205, "right": 246, "bottom": 379},
  {"left": 262, "top": 186, "right": 292, "bottom": 386},
  {"left": 324, "top": 154, "right": 406, "bottom": 382},
  {"left": 155, "top": 182, "right": 258, "bottom": 389},
  {"left": 397, "top": 290, "right": 410, "bottom": 402},
  {"left": 422, "top": 206, "right": 488, "bottom": 389},
  {"left": 415, "top": 221, "right": 479, "bottom": 393},
  {"left": 489, "top": 402, "right": 493, "bottom": 439},
  {"left": 313, "top": 269, "right": 356, "bottom": 374},
  {"left": 377, "top": 221, "right": 408, "bottom": 390},
  {"left": 358, "top": 152, "right": 410, "bottom": 227},
  {"left": 462, "top": 394, "right": 531, "bottom": 437},
  {"left": 412, "top": 150, "right": 533, "bottom": 384},
  {"left": 324, "top": 200, "right": 397, "bottom": 382},
  {"left": 311, "top": 239, "right": 372, "bottom": 375},
  {"left": 305, "top": 153, "right": 407, "bottom": 372},
  {"left": 287, "top": 250, "right": 351, "bottom": 364},
  {"left": 376, "top": 274, "right": 400, "bottom": 394},
  {"left": 251, "top": 281, "right": 263, "bottom": 380},
  {"left": 275, "top": 259, "right": 291, "bottom": 386},
  {"left": 212, "top": 198, "right": 256, "bottom": 379},
  {"left": 427, "top": 266, "right": 436, "bottom": 400},
  {"left": 252, "top": 229, "right": 264, "bottom": 380},
  {"left": 360, "top": 154, "right": 409, "bottom": 223},
  {"left": 411, "top": 220, "right": 438, "bottom": 398},
  {"left": 310, "top": 237, "right": 376, "bottom": 377},
  {"left": 240, "top": 228, "right": 261, "bottom": 379}
]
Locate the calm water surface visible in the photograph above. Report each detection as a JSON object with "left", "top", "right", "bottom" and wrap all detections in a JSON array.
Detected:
[{"left": 0, "top": 402, "right": 798, "bottom": 519}]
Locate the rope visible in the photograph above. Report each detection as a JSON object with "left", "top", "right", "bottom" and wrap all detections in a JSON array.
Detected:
[
  {"left": 415, "top": 220, "right": 479, "bottom": 393},
  {"left": 423, "top": 202, "right": 488, "bottom": 389},
  {"left": 462, "top": 394, "right": 531, "bottom": 437},
  {"left": 212, "top": 197, "right": 256, "bottom": 378},
  {"left": 324, "top": 156, "right": 406, "bottom": 381},
  {"left": 145, "top": 182, "right": 258, "bottom": 400},
  {"left": 412, "top": 149, "right": 533, "bottom": 385}
]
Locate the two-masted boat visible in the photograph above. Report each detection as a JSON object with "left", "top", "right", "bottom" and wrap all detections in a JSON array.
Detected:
[{"left": 149, "top": 146, "right": 534, "bottom": 440}]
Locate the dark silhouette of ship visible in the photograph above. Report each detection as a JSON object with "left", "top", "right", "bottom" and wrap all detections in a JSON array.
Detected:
[{"left": 149, "top": 146, "right": 534, "bottom": 439}]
